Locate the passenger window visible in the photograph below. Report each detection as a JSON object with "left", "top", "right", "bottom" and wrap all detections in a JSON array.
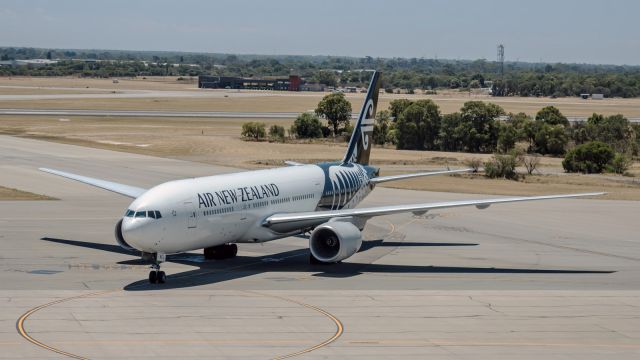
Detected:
[{"left": 135, "top": 211, "right": 146, "bottom": 218}]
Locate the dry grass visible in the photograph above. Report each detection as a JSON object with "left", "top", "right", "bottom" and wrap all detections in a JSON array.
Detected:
[
  {"left": 1, "top": 76, "right": 638, "bottom": 201},
  {"left": 1, "top": 76, "right": 640, "bottom": 116},
  {"left": 1, "top": 114, "right": 638, "bottom": 200},
  {"left": 2, "top": 93, "right": 640, "bottom": 117},
  {"left": 0, "top": 76, "right": 197, "bottom": 91},
  {"left": 0, "top": 186, "right": 56, "bottom": 200},
  {"left": 379, "top": 172, "right": 640, "bottom": 201}
]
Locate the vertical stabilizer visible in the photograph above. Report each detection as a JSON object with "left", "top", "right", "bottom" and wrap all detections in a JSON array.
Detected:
[{"left": 342, "top": 71, "right": 381, "bottom": 165}]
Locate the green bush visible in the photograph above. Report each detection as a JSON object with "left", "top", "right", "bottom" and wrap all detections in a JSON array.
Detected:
[
  {"left": 484, "top": 154, "right": 519, "bottom": 180},
  {"left": 562, "top": 141, "right": 614, "bottom": 173},
  {"left": 610, "top": 153, "right": 632, "bottom": 174},
  {"left": 291, "top": 113, "right": 323, "bottom": 139},
  {"left": 268, "top": 124, "right": 285, "bottom": 142},
  {"left": 241, "top": 122, "right": 266, "bottom": 141}
]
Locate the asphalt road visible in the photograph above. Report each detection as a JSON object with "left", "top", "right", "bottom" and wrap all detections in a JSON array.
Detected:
[{"left": 1, "top": 135, "right": 639, "bottom": 359}]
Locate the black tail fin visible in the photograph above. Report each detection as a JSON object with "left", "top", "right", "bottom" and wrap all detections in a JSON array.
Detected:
[{"left": 342, "top": 71, "right": 381, "bottom": 166}]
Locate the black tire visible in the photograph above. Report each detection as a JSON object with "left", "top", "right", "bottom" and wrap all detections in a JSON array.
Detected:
[
  {"left": 204, "top": 247, "right": 217, "bottom": 260},
  {"left": 157, "top": 271, "right": 166, "bottom": 284},
  {"left": 227, "top": 244, "right": 238, "bottom": 258},
  {"left": 148, "top": 271, "right": 157, "bottom": 284},
  {"left": 204, "top": 244, "right": 238, "bottom": 260}
]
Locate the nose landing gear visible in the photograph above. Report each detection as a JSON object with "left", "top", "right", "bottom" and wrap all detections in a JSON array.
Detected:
[{"left": 147, "top": 252, "right": 166, "bottom": 284}]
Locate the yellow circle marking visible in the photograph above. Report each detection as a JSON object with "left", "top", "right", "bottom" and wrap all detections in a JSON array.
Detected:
[
  {"left": 246, "top": 291, "right": 344, "bottom": 360},
  {"left": 16, "top": 291, "right": 114, "bottom": 360}
]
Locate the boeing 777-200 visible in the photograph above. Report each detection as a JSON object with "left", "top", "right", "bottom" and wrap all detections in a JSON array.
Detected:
[{"left": 41, "top": 71, "right": 603, "bottom": 284}]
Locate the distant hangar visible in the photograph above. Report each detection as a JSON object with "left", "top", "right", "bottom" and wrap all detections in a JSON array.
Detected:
[{"left": 198, "top": 75, "right": 324, "bottom": 91}]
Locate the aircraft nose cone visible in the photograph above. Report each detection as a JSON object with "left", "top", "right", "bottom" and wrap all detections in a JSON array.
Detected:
[{"left": 121, "top": 217, "right": 155, "bottom": 252}]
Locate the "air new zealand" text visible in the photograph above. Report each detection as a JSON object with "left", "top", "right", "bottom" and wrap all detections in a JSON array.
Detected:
[{"left": 197, "top": 184, "right": 280, "bottom": 208}]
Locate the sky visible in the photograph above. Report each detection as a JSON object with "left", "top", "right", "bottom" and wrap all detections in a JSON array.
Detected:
[{"left": 1, "top": 0, "right": 639, "bottom": 65}]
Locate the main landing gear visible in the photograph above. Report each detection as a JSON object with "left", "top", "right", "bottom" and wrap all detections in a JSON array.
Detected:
[
  {"left": 148, "top": 252, "right": 166, "bottom": 284},
  {"left": 204, "top": 243, "right": 238, "bottom": 260}
]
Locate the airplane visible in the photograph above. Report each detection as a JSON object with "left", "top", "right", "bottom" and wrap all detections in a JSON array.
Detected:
[{"left": 40, "top": 71, "right": 604, "bottom": 284}]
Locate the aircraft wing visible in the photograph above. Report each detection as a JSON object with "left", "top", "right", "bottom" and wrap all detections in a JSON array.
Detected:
[
  {"left": 284, "top": 161, "right": 304, "bottom": 166},
  {"left": 263, "top": 192, "right": 604, "bottom": 233},
  {"left": 370, "top": 168, "right": 473, "bottom": 184},
  {"left": 39, "top": 168, "right": 147, "bottom": 199}
]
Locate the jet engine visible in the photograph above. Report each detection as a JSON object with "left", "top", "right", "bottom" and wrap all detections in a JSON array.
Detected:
[
  {"left": 114, "top": 219, "right": 136, "bottom": 251},
  {"left": 309, "top": 221, "right": 362, "bottom": 263}
]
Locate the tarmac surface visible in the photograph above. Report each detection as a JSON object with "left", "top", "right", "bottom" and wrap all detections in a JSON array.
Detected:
[{"left": 1, "top": 135, "right": 640, "bottom": 359}]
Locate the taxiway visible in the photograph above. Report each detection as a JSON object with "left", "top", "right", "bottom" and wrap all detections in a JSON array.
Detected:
[{"left": 1, "top": 135, "right": 639, "bottom": 359}]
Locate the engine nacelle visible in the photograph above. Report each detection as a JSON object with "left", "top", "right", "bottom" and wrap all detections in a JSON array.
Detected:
[
  {"left": 310, "top": 221, "right": 362, "bottom": 263},
  {"left": 114, "top": 219, "right": 136, "bottom": 252}
]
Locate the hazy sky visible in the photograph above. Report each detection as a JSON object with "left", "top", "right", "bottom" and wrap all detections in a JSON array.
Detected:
[{"left": 2, "top": 0, "right": 639, "bottom": 65}]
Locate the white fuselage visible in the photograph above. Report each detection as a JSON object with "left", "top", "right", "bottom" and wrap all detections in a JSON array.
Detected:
[{"left": 121, "top": 165, "right": 368, "bottom": 254}]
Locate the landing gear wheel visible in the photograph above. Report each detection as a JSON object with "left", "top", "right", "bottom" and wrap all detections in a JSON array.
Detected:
[
  {"left": 148, "top": 270, "right": 157, "bottom": 284},
  {"left": 204, "top": 244, "right": 238, "bottom": 260},
  {"left": 157, "top": 271, "right": 166, "bottom": 284},
  {"left": 227, "top": 244, "right": 238, "bottom": 257}
]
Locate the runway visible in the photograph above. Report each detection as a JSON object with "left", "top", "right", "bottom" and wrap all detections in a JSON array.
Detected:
[
  {"left": 1, "top": 135, "right": 639, "bottom": 359},
  {"left": 0, "top": 108, "right": 306, "bottom": 119}
]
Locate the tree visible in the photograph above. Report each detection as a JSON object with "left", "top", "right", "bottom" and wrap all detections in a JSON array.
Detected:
[
  {"left": 241, "top": 122, "right": 266, "bottom": 141},
  {"left": 315, "top": 93, "right": 352, "bottom": 135},
  {"left": 395, "top": 100, "right": 441, "bottom": 150},
  {"left": 584, "top": 113, "right": 636, "bottom": 154},
  {"left": 315, "top": 70, "right": 338, "bottom": 87},
  {"left": 438, "top": 112, "right": 464, "bottom": 151},
  {"left": 521, "top": 154, "right": 541, "bottom": 175},
  {"left": 533, "top": 124, "right": 567, "bottom": 155},
  {"left": 536, "top": 106, "right": 569, "bottom": 127},
  {"left": 610, "top": 153, "right": 632, "bottom": 174},
  {"left": 291, "top": 113, "right": 323, "bottom": 138},
  {"left": 373, "top": 110, "right": 392, "bottom": 145},
  {"left": 458, "top": 101, "right": 504, "bottom": 153},
  {"left": 562, "top": 141, "right": 615, "bottom": 173},
  {"left": 484, "top": 154, "right": 519, "bottom": 180},
  {"left": 497, "top": 122, "right": 518, "bottom": 153},
  {"left": 268, "top": 124, "right": 285, "bottom": 142},
  {"left": 388, "top": 99, "right": 413, "bottom": 119}
]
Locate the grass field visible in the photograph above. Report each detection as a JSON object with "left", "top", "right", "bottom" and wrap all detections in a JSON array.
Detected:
[
  {"left": 0, "top": 186, "right": 56, "bottom": 201},
  {"left": 1, "top": 76, "right": 640, "bottom": 117},
  {"left": 0, "top": 76, "right": 638, "bottom": 200}
]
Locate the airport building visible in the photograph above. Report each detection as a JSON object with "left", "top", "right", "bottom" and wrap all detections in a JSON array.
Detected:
[{"left": 199, "top": 74, "right": 321, "bottom": 91}]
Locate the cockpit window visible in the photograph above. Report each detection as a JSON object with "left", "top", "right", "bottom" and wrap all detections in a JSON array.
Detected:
[
  {"left": 135, "top": 211, "right": 146, "bottom": 218},
  {"left": 155, "top": 211, "right": 162, "bottom": 219},
  {"left": 125, "top": 209, "right": 134, "bottom": 217},
  {"left": 148, "top": 211, "right": 156, "bottom": 219}
]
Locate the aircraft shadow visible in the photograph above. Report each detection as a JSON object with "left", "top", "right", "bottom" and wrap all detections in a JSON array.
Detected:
[{"left": 41, "top": 237, "right": 615, "bottom": 292}]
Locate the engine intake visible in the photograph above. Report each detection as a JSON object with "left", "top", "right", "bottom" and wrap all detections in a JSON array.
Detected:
[
  {"left": 115, "top": 219, "right": 136, "bottom": 251},
  {"left": 310, "top": 221, "right": 362, "bottom": 263}
]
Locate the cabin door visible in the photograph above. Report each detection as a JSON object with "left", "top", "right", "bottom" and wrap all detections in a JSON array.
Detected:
[{"left": 184, "top": 201, "right": 197, "bottom": 229}]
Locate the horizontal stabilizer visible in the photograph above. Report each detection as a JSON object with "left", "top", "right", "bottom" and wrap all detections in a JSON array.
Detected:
[
  {"left": 370, "top": 168, "right": 473, "bottom": 184},
  {"left": 284, "top": 161, "right": 304, "bottom": 166}
]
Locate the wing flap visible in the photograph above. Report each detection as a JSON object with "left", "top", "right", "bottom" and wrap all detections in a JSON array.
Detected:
[
  {"left": 39, "top": 168, "right": 147, "bottom": 198},
  {"left": 264, "top": 192, "right": 605, "bottom": 232}
]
